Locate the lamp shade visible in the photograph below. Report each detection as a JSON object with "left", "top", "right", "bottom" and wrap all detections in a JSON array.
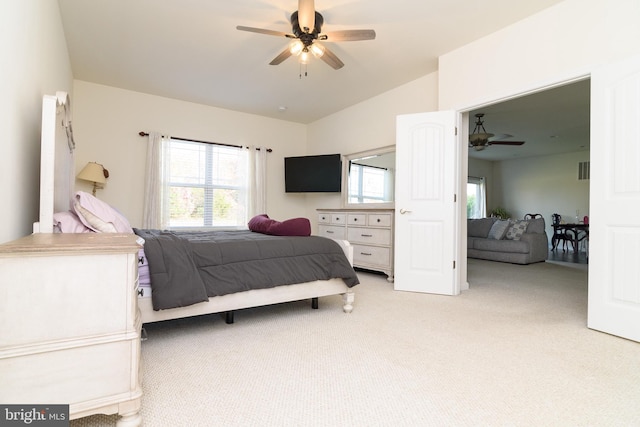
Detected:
[{"left": 77, "top": 162, "right": 107, "bottom": 184}]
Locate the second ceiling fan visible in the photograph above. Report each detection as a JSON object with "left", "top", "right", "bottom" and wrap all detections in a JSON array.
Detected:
[
  {"left": 469, "top": 113, "right": 526, "bottom": 151},
  {"left": 236, "top": 0, "right": 376, "bottom": 70}
]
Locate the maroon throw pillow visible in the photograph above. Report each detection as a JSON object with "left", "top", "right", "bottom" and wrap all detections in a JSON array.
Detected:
[
  {"left": 248, "top": 214, "right": 274, "bottom": 233},
  {"left": 248, "top": 214, "right": 311, "bottom": 236},
  {"left": 268, "top": 217, "right": 311, "bottom": 236}
]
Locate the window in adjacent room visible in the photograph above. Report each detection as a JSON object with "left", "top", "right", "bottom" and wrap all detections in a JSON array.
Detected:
[
  {"left": 166, "top": 139, "right": 248, "bottom": 229},
  {"left": 467, "top": 176, "right": 486, "bottom": 219}
]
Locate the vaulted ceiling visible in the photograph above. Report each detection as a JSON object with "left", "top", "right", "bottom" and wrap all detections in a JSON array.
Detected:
[{"left": 57, "top": 0, "right": 565, "bottom": 124}]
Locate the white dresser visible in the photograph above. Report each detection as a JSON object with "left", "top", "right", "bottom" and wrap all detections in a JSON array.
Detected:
[
  {"left": 0, "top": 233, "right": 143, "bottom": 427},
  {"left": 317, "top": 209, "right": 394, "bottom": 281}
]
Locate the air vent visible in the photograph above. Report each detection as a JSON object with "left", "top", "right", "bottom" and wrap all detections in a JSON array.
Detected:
[{"left": 578, "top": 161, "right": 590, "bottom": 180}]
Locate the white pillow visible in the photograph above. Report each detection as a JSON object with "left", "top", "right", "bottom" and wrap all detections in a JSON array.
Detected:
[{"left": 73, "top": 191, "right": 133, "bottom": 233}]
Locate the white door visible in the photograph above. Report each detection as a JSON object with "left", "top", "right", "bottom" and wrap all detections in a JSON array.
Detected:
[
  {"left": 588, "top": 53, "right": 640, "bottom": 342},
  {"left": 394, "top": 111, "right": 459, "bottom": 295}
]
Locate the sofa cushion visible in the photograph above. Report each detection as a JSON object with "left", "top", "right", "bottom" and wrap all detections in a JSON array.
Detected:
[
  {"left": 487, "top": 219, "right": 510, "bottom": 240},
  {"left": 505, "top": 220, "right": 529, "bottom": 240},
  {"left": 526, "top": 217, "right": 545, "bottom": 234},
  {"left": 468, "top": 218, "right": 496, "bottom": 238},
  {"left": 473, "top": 238, "right": 530, "bottom": 254}
]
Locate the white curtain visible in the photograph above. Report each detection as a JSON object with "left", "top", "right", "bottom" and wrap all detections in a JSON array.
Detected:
[
  {"left": 142, "top": 132, "right": 170, "bottom": 229},
  {"left": 248, "top": 146, "right": 267, "bottom": 217}
]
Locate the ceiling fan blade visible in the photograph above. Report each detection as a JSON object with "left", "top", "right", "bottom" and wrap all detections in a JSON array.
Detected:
[
  {"left": 319, "top": 46, "right": 344, "bottom": 70},
  {"left": 488, "top": 133, "right": 513, "bottom": 141},
  {"left": 236, "top": 26, "right": 291, "bottom": 38},
  {"left": 298, "top": 0, "right": 315, "bottom": 32},
  {"left": 323, "top": 29, "right": 376, "bottom": 42},
  {"left": 269, "top": 47, "right": 293, "bottom": 65},
  {"left": 490, "top": 141, "right": 525, "bottom": 146}
]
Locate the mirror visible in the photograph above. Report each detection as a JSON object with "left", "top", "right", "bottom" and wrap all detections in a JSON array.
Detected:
[{"left": 343, "top": 146, "right": 395, "bottom": 208}]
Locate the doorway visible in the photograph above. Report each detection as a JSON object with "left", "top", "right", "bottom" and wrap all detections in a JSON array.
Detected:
[{"left": 463, "top": 78, "right": 591, "bottom": 283}]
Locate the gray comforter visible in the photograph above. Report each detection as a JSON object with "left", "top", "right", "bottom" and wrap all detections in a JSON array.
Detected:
[{"left": 133, "top": 229, "right": 359, "bottom": 311}]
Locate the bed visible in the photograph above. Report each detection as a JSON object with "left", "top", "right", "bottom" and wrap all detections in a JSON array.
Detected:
[
  {"left": 135, "top": 228, "right": 358, "bottom": 324},
  {"left": 35, "top": 94, "right": 358, "bottom": 326}
]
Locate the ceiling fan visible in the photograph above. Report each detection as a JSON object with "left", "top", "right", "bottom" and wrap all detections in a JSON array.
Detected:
[
  {"left": 469, "top": 113, "right": 525, "bottom": 151},
  {"left": 236, "top": 0, "right": 376, "bottom": 70}
]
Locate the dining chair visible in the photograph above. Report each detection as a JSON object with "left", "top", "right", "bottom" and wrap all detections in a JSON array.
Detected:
[{"left": 551, "top": 213, "right": 572, "bottom": 252}]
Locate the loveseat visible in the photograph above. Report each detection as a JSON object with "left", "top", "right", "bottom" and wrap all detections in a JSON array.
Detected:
[{"left": 467, "top": 216, "right": 548, "bottom": 264}]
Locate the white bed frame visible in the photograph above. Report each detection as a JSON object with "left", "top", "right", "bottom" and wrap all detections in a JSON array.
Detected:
[
  {"left": 139, "top": 239, "right": 355, "bottom": 324},
  {"left": 36, "top": 92, "right": 356, "bottom": 326}
]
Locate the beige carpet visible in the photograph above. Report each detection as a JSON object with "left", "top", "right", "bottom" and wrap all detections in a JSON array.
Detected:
[{"left": 72, "top": 260, "right": 640, "bottom": 426}]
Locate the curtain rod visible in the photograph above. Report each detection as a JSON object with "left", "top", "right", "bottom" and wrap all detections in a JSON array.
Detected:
[{"left": 138, "top": 132, "right": 272, "bottom": 152}]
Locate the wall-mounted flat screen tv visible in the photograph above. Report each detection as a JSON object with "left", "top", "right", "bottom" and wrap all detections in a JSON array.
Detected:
[{"left": 284, "top": 154, "right": 342, "bottom": 193}]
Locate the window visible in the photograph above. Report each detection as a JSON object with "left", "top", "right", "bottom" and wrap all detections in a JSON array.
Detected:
[
  {"left": 348, "top": 163, "right": 388, "bottom": 203},
  {"left": 165, "top": 139, "right": 248, "bottom": 229},
  {"left": 467, "top": 176, "right": 486, "bottom": 219}
]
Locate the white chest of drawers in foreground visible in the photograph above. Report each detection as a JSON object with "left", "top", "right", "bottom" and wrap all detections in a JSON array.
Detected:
[
  {"left": 317, "top": 209, "right": 394, "bottom": 281},
  {"left": 0, "top": 233, "right": 143, "bottom": 426}
]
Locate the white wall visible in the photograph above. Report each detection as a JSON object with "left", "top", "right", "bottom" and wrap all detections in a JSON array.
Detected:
[
  {"left": 439, "top": 0, "right": 640, "bottom": 110},
  {"left": 0, "top": 1, "right": 73, "bottom": 243},
  {"left": 72, "top": 81, "right": 307, "bottom": 227},
  {"left": 304, "top": 72, "right": 439, "bottom": 229},
  {"left": 491, "top": 151, "right": 590, "bottom": 238}
]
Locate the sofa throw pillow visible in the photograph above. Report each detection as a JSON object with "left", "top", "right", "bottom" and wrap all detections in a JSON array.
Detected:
[
  {"left": 505, "top": 220, "right": 529, "bottom": 240},
  {"left": 487, "top": 219, "right": 510, "bottom": 240}
]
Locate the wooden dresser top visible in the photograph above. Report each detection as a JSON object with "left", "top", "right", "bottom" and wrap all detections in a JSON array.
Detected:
[{"left": 0, "top": 233, "right": 141, "bottom": 255}]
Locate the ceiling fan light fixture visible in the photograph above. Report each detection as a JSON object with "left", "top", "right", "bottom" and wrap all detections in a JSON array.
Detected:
[
  {"left": 289, "top": 40, "right": 304, "bottom": 56},
  {"left": 469, "top": 132, "right": 493, "bottom": 144},
  {"left": 299, "top": 49, "right": 310, "bottom": 64},
  {"left": 310, "top": 43, "right": 325, "bottom": 58}
]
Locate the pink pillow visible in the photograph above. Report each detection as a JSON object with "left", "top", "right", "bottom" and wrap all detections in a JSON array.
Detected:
[
  {"left": 53, "top": 211, "right": 92, "bottom": 233},
  {"left": 248, "top": 214, "right": 311, "bottom": 236},
  {"left": 73, "top": 191, "right": 133, "bottom": 233}
]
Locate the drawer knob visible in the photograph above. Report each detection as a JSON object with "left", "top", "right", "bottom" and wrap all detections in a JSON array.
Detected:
[
  {"left": 326, "top": 230, "right": 334, "bottom": 234},
  {"left": 360, "top": 252, "right": 372, "bottom": 256},
  {"left": 354, "top": 218, "right": 358, "bottom": 221},
  {"left": 361, "top": 234, "right": 373, "bottom": 237},
  {"left": 377, "top": 218, "right": 381, "bottom": 223}
]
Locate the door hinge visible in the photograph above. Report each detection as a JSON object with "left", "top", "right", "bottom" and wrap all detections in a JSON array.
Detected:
[
  {"left": 455, "top": 126, "right": 458, "bottom": 136},
  {"left": 453, "top": 260, "right": 456, "bottom": 269},
  {"left": 454, "top": 194, "right": 457, "bottom": 202}
]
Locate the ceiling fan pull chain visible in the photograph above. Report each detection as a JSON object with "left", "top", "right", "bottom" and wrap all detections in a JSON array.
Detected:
[{"left": 299, "top": 63, "right": 308, "bottom": 79}]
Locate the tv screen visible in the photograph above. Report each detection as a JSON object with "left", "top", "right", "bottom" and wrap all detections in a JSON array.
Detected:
[{"left": 284, "top": 154, "right": 342, "bottom": 193}]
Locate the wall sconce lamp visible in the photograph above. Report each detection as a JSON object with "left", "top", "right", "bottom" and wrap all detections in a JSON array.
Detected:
[{"left": 77, "top": 162, "right": 109, "bottom": 196}]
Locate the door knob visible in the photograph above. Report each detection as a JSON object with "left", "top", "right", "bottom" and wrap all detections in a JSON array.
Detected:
[{"left": 399, "top": 208, "right": 412, "bottom": 215}]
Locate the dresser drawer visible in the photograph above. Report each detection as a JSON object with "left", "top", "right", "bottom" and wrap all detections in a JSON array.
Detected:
[
  {"left": 368, "top": 213, "right": 392, "bottom": 227},
  {"left": 318, "top": 225, "right": 346, "bottom": 240},
  {"left": 347, "top": 227, "right": 391, "bottom": 246},
  {"left": 330, "top": 213, "right": 346, "bottom": 224},
  {"left": 352, "top": 245, "right": 391, "bottom": 267},
  {"left": 347, "top": 214, "right": 367, "bottom": 225},
  {"left": 318, "top": 213, "right": 331, "bottom": 224}
]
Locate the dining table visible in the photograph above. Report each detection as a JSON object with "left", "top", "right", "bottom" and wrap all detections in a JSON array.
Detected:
[{"left": 552, "top": 223, "right": 589, "bottom": 253}]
